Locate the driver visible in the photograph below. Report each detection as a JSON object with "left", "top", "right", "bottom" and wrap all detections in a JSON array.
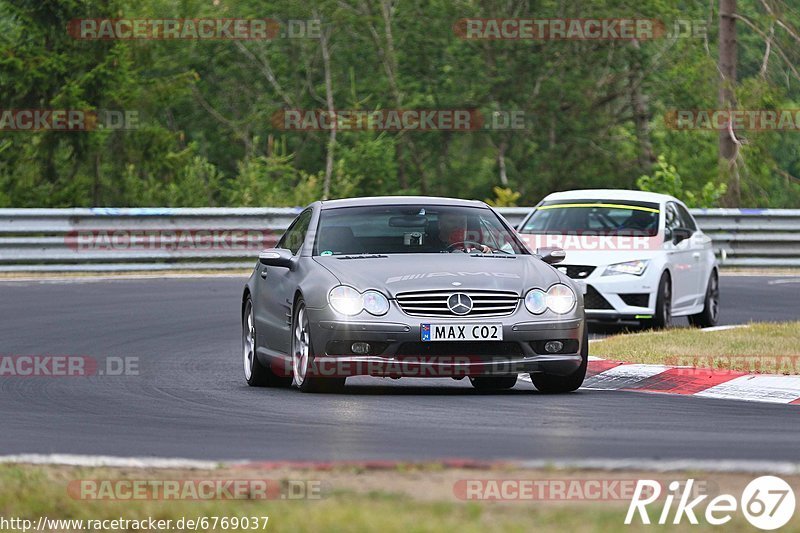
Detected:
[
  {"left": 437, "top": 212, "right": 492, "bottom": 253},
  {"left": 622, "top": 209, "right": 656, "bottom": 232}
]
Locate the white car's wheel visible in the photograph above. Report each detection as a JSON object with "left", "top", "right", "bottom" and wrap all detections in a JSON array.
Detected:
[
  {"left": 689, "top": 270, "right": 720, "bottom": 327},
  {"left": 644, "top": 273, "right": 672, "bottom": 330}
]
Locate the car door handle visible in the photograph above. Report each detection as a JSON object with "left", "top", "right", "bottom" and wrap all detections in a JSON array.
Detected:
[
  {"left": 692, "top": 252, "right": 701, "bottom": 260},
  {"left": 260, "top": 269, "right": 268, "bottom": 279}
]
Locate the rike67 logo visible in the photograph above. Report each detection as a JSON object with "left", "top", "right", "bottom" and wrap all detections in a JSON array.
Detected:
[{"left": 626, "top": 476, "right": 795, "bottom": 530}]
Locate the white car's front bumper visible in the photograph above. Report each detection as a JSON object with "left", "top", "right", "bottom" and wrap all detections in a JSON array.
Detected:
[{"left": 566, "top": 266, "right": 660, "bottom": 321}]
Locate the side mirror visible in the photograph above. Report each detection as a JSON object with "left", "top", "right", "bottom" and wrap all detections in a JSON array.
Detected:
[
  {"left": 258, "top": 248, "right": 294, "bottom": 268},
  {"left": 671, "top": 227, "right": 692, "bottom": 245},
  {"left": 536, "top": 246, "right": 566, "bottom": 265}
]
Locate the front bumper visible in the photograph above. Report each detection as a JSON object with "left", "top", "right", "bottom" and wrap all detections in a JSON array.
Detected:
[
  {"left": 304, "top": 304, "right": 585, "bottom": 378},
  {"left": 573, "top": 272, "right": 658, "bottom": 322}
]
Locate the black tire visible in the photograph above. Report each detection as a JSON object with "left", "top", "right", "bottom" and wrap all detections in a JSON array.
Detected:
[
  {"left": 688, "top": 270, "right": 720, "bottom": 328},
  {"left": 243, "top": 296, "right": 290, "bottom": 387},
  {"left": 530, "top": 327, "right": 588, "bottom": 393},
  {"left": 292, "top": 298, "right": 346, "bottom": 393},
  {"left": 469, "top": 375, "right": 518, "bottom": 391},
  {"left": 644, "top": 273, "right": 672, "bottom": 330}
]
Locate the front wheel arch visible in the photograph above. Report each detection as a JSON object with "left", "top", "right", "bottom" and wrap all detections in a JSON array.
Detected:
[
  {"left": 241, "top": 288, "right": 251, "bottom": 322},
  {"left": 688, "top": 268, "right": 720, "bottom": 328},
  {"left": 643, "top": 270, "right": 672, "bottom": 330},
  {"left": 290, "top": 294, "right": 345, "bottom": 393},
  {"left": 293, "top": 289, "right": 304, "bottom": 309},
  {"left": 660, "top": 267, "right": 672, "bottom": 288}
]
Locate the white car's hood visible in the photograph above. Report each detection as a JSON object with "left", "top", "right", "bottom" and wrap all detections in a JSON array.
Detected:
[
  {"left": 556, "top": 248, "right": 663, "bottom": 268},
  {"left": 519, "top": 233, "right": 665, "bottom": 267}
]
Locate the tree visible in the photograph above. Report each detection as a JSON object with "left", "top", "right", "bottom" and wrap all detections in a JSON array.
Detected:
[{"left": 719, "top": 0, "right": 740, "bottom": 205}]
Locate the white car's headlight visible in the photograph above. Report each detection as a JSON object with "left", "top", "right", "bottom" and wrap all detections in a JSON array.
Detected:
[
  {"left": 362, "top": 290, "right": 390, "bottom": 316},
  {"left": 603, "top": 259, "right": 649, "bottom": 276},
  {"left": 524, "top": 289, "right": 547, "bottom": 314},
  {"left": 328, "top": 286, "right": 390, "bottom": 316},
  {"left": 546, "top": 284, "right": 576, "bottom": 314},
  {"left": 328, "top": 286, "right": 363, "bottom": 316}
]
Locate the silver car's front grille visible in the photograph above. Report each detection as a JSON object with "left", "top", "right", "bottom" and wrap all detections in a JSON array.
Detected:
[{"left": 395, "top": 289, "right": 519, "bottom": 318}]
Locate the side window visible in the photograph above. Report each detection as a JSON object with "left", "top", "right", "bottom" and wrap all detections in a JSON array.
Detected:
[
  {"left": 664, "top": 203, "right": 680, "bottom": 240},
  {"left": 675, "top": 203, "right": 697, "bottom": 231},
  {"left": 279, "top": 210, "right": 312, "bottom": 255}
]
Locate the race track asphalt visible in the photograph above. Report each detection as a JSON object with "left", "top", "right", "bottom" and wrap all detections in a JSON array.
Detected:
[{"left": 0, "top": 274, "right": 797, "bottom": 462}]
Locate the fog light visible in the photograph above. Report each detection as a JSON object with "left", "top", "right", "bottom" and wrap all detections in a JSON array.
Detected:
[
  {"left": 351, "top": 342, "right": 371, "bottom": 355},
  {"left": 544, "top": 341, "right": 564, "bottom": 353}
]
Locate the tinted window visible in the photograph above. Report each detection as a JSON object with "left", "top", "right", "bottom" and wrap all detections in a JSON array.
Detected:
[
  {"left": 675, "top": 203, "right": 697, "bottom": 231},
  {"left": 279, "top": 209, "right": 312, "bottom": 255},
  {"left": 664, "top": 203, "right": 681, "bottom": 241},
  {"left": 520, "top": 200, "right": 660, "bottom": 236},
  {"left": 314, "top": 205, "right": 526, "bottom": 255},
  {"left": 665, "top": 203, "right": 680, "bottom": 231}
]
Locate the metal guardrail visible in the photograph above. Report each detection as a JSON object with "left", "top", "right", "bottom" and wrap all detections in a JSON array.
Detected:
[
  {"left": 687, "top": 208, "right": 800, "bottom": 267},
  {"left": 0, "top": 208, "right": 300, "bottom": 272},
  {"left": 0, "top": 207, "right": 797, "bottom": 271}
]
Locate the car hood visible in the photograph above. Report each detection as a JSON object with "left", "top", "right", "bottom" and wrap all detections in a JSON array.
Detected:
[
  {"left": 550, "top": 248, "right": 664, "bottom": 268},
  {"left": 313, "top": 253, "right": 561, "bottom": 297},
  {"left": 518, "top": 233, "right": 665, "bottom": 267}
]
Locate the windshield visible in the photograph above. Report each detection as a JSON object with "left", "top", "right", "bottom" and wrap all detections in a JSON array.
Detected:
[
  {"left": 314, "top": 205, "right": 527, "bottom": 255},
  {"left": 519, "top": 200, "right": 661, "bottom": 237}
]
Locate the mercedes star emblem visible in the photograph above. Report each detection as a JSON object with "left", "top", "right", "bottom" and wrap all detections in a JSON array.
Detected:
[{"left": 447, "top": 293, "right": 473, "bottom": 315}]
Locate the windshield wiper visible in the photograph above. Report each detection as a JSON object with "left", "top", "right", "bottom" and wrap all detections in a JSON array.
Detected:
[
  {"left": 469, "top": 252, "right": 516, "bottom": 258},
  {"left": 334, "top": 254, "right": 388, "bottom": 259}
]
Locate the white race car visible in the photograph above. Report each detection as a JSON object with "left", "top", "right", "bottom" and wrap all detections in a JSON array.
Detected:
[{"left": 517, "top": 189, "right": 719, "bottom": 329}]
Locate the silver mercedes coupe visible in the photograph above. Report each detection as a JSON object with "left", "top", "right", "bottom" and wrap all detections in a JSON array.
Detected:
[{"left": 242, "top": 196, "right": 587, "bottom": 393}]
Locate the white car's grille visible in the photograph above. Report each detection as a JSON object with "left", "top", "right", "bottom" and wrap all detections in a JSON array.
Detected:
[{"left": 395, "top": 289, "right": 519, "bottom": 318}]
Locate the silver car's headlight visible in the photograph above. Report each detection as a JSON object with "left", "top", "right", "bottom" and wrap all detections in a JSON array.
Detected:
[
  {"left": 362, "top": 290, "right": 389, "bottom": 316},
  {"left": 328, "top": 286, "right": 390, "bottom": 316},
  {"left": 328, "top": 285, "right": 363, "bottom": 316},
  {"left": 603, "top": 259, "right": 649, "bottom": 276},
  {"left": 524, "top": 289, "right": 547, "bottom": 314},
  {"left": 546, "top": 284, "right": 576, "bottom": 314}
]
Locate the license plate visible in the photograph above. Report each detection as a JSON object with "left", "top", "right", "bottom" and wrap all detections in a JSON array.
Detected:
[{"left": 421, "top": 323, "right": 503, "bottom": 342}]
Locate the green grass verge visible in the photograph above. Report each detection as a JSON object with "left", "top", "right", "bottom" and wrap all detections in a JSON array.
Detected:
[
  {"left": 592, "top": 322, "right": 800, "bottom": 373},
  {"left": 0, "top": 465, "right": 794, "bottom": 532}
]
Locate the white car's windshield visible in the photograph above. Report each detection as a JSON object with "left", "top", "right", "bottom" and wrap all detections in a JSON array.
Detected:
[
  {"left": 314, "top": 205, "right": 527, "bottom": 255},
  {"left": 520, "top": 200, "right": 660, "bottom": 237}
]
